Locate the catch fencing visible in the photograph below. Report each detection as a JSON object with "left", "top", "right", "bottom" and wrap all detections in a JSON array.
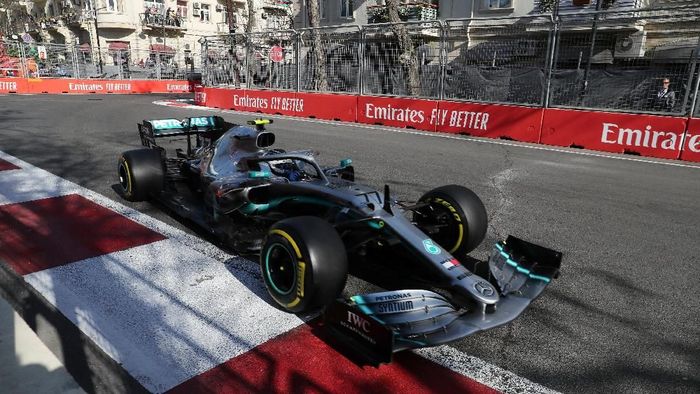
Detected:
[
  {"left": 200, "top": 5, "right": 700, "bottom": 117},
  {"left": 0, "top": 40, "right": 200, "bottom": 80}
]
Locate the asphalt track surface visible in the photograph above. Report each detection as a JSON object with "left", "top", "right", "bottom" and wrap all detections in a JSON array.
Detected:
[{"left": 1, "top": 94, "right": 699, "bottom": 393}]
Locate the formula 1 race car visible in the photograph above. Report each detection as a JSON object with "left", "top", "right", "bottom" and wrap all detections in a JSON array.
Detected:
[{"left": 117, "top": 115, "right": 562, "bottom": 363}]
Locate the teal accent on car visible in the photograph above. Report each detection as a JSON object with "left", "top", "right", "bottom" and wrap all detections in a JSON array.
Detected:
[
  {"left": 248, "top": 170, "right": 271, "bottom": 179},
  {"left": 239, "top": 195, "right": 339, "bottom": 216},
  {"left": 494, "top": 242, "right": 551, "bottom": 283},
  {"left": 368, "top": 220, "right": 385, "bottom": 230},
  {"left": 422, "top": 239, "right": 442, "bottom": 255},
  {"left": 264, "top": 243, "right": 295, "bottom": 296}
]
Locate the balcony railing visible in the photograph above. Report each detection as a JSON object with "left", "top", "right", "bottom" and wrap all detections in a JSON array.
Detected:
[
  {"left": 65, "top": 10, "right": 95, "bottom": 26},
  {"left": 40, "top": 18, "right": 61, "bottom": 30},
  {"left": 23, "top": 20, "right": 41, "bottom": 33},
  {"left": 217, "top": 22, "right": 234, "bottom": 33},
  {"left": 367, "top": 1, "right": 438, "bottom": 24},
  {"left": 262, "top": 0, "right": 293, "bottom": 10},
  {"left": 140, "top": 13, "right": 186, "bottom": 30}
]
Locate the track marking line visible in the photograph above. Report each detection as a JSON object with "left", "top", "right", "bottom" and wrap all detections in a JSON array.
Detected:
[{"left": 153, "top": 99, "right": 700, "bottom": 171}]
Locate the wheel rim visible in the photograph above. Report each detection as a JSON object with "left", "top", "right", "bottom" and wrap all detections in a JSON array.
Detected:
[
  {"left": 416, "top": 199, "right": 463, "bottom": 253},
  {"left": 264, "top": 243, "right": 297, "bottom": 296},
  {"left": 118, "top": 162, "right": 130, "bottom": 193}
]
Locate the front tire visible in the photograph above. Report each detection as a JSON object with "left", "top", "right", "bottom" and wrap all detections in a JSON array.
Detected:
[
  {"left": 117, "top": 149, "right": 164, "bottom": 202},
  {"left": 414, "top": 185, "right": 488, "bottom": 255},
  {"left": 261, "top": 216, "right": 348, "bottom": 313}
]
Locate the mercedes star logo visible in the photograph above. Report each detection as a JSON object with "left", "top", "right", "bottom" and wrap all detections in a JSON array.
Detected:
[{"left": 475, "top": 281, "right": 495, "bottom": 297}]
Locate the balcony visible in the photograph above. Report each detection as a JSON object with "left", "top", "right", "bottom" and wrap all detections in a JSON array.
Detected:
[
  {"left": 262, "top": 0, "right": 293, "bottom": 11},
  {"left": 217, "top": 22, "right": 236, "bottom": 34},
  {"left": 23, "top": 19, "right": 41, "bottom": 33},
  {"left": 65, "top": 9, "right": 94, "bottom": 27},
  {"left": 96, "top": 11, "right": 137, "bottom": 30},
  {"left": 40, "top": 18, "right": 61, "bottom": 31},
  {"left": 140, "top": 13, "right": 186, "bottom": 31},
  {"left": 367, "top": 1, "right": 438, "bottom": 24}
]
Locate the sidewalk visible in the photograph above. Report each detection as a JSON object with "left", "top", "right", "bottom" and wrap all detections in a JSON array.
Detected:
[{"left": 0, "top": 295, "right": 84, "bottom": 394}]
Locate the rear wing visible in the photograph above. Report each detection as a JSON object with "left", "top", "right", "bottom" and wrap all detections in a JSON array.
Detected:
[{"left": 138, "top": 115, "right": 233, "bottom": 155}]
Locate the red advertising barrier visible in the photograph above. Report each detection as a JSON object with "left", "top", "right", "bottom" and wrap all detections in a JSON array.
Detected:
[
  {"left": 294, "top": 92, "right": 357, "bottom": 122},
  {"left": 230, "top": 89, "right": 301, "bottom": 117},
  {"left": 357, "top": 96, "right": 438, "bottom": 131},
  {"left": 436, "top": 101, "right": 543, "bottom": 142},
  {"left": 194, "top": 85, "right": 206, "bottom": 106},
  {"left": 0, "top": 78, "right": 192, "bottom": 94},
  {"left": 193, "top": 86, "right": 700, "bottom": 163},
  {"left": 540, "top": 108, "right": 688, "bottom": 160},
  {"left": 201, "top": 86, "right": 234, "bottom": 109},
  {"left": 0, "top": 78, "right": 27, "bottom": 93},
  {"left": 680, "top": 117, "right": 700, "bottom": 162}
]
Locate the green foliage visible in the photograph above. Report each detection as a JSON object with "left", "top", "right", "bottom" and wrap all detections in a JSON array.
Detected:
[
  {"left": 368, "top": 4, "right": 429, "bottom": 24},
  {"left": 539, "top": 0, "right": 617, "bottom": 14}
]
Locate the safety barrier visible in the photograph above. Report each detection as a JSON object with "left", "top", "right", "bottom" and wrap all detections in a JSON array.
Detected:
[
  {"left": 194, "top": 85, "right": 700, "bottom": 163},
  {"left": 540, "top": 108, "right": 689, "bottom": 160},
  {"left": 0, "top": 78, "right": 193, "bottom": 94},
  {"left": 681, "top": 118, "right": 700, "bottom": 162}
]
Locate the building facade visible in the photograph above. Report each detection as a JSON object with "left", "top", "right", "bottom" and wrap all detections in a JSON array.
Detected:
[{"left": 9, "top": 0, "right": 297, "bottom": 56}]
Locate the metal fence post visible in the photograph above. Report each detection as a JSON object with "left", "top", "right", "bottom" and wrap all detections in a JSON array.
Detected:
[
  {"left": 690, "top": 59, "right": 700, "bottom": 118},
  {"left": 679, "top": 36, "right": 700, "bottom": 116},
  {"left": 204, "top": 39, "right": 209, "bottom": 86},
  {"left": 438, "top": 20, "right": 446, "bottom": 101},
  {"left": 19, "top": 42, "right": 28, "bottom": 78},
  {"left": 244, "top": 33, "right": 250, "bottom": 89},
  {"left": 72, "top": 45, "right": 80, "bottom": 79},
  {"left": 296, "top": 30, "right": 301, "bottom": 92},
  {"left": 542, "top": 16, "right": 558, "bottom": 108},
  {"left": 358, "top": 26, "right": 365, "bottom": 96}
]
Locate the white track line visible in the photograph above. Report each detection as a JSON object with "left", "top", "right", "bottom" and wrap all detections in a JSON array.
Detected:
[
  {"left": 0, "top": 150, "right": 557, "bottom": 394},
  {"left": 25, "top": 239, "right": 302, "bottom": 393},
  {"left": 154, "top": 99, "right": 700, "bottom": 171}
]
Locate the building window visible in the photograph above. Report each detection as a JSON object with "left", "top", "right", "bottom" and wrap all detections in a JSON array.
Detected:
[
  {"left": 199, "top": 4, "right": 210, "bottom": 22},
  {"left": 340, "top": 0, "right": 353, "bottom": 19},
  {"left": 145, "top": 0, "right": 165, "bottom": 13},
  {"left": 177, "top": 0, "right": 188, "bottom": 19},
  {"left": 485, "top": 0, "right": 513, "bottom": 9}
]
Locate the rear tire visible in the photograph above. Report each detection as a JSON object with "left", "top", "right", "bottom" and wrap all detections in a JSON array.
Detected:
[
  {"left": 117, "top": 149, "right": 164, "bottom": 202},
  {"left": 261, "top": 216, "right": 348, "bottom": 313},
  {"left": 414, "top": 185, "right": 488, "bottom": 255}
]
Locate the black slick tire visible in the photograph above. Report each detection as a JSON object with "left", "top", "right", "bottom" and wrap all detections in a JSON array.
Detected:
[
  {"left": 117, "top": 149, "right": 164, "bottom": 202},
  {"left": 261, "top": 216, "right": 348, "bottom": 313},
  {"left": 415, "top": 185, "right": 488, "bottom": 255}
]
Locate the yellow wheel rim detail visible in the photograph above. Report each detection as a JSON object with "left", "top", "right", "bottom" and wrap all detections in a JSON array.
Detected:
[
  {"left": 120, "top": 157, "right": 132, "bottom": 195},
  {"left": 434, "top": 198, "right": 464, "bottom": 254},
  {"left": 270, "top": 229, "right": 302, "bottom": 259}
]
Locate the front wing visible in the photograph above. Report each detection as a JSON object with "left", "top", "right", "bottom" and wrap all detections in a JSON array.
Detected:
[{"left": 324, "top": 236, "right": 562, "bottom": 364}]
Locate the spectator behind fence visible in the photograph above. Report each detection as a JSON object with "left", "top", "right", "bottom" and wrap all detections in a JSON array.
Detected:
[{"left": 652, "top": 78, "right": 676, "bottom": 111}]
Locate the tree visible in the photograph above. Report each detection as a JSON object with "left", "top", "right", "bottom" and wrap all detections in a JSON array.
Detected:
[
  {"left": 245, "top": 0, "right": 256, "bottom": 86},
  {"left": 307, "top": 0, "right": 328, "bottom": 91},
  {"left": 385, "top": 0, "right": 421, "bottom": 96},
  {"left": 539, "top": 0, "right": 617, "bottom": 14},
  {"left": 0, "top": 0, "right": 26, "bottom": 37}
]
